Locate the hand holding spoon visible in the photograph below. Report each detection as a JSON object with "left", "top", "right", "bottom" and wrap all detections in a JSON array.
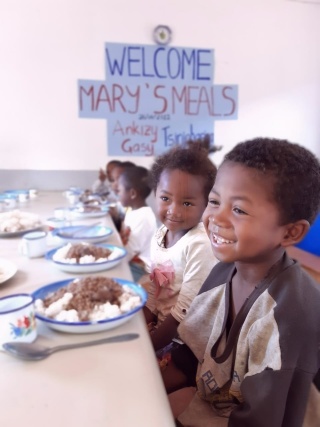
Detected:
[{"left": 2, "top": 333, "right": 139, "bottom": 361}]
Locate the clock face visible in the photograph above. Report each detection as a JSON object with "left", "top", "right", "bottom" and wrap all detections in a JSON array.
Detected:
[{"left": 153, "top": 25, "right": 172, "bottom": 45}]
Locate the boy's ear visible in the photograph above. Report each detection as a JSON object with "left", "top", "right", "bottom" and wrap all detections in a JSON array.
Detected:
[
  {"left": 281, "top": 219, "right": 310, "bottom": 247},
  {"left": 130, "top": 188, "right": 137, "bottom": 200}
]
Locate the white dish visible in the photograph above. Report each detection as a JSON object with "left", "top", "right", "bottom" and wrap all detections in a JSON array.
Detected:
[
  {"left": 0, "top": 225, "right": 43, "bottom": 238},
  {"left": 32, "top": 278, "right": 147, "bottom": 333},
  {"left": 52, "top": 225, "right": 113, "bottom": 244},
  {"left": 0, "top": 210, "right": 43, "bottom": 237},
  {"left": 4, "top": 189, "right": 30, "bottom": 202},
  {"left": 69, "top": 205, "right": 109, "bottom": 219},
  {"left": 45, "top": 244, "right": 127, "bottom": 273},
  {"left": 0, "top": 258, "right": 18, "bottom": 284},
  {"left": 4, "top": 189, "right": 29, "bottom": 195}
]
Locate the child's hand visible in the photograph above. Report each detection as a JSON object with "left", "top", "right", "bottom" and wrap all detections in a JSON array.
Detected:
[
  {"left": 120, "top": 224, "right": 131, "bottom": 245},
  {"left": 98, "top": 168, "right": 107, "bottom": 182}
]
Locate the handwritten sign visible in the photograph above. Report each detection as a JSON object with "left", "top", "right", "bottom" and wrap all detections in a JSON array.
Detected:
[{"left": 78, "top": 43, "right": 238, "bottom": 156}]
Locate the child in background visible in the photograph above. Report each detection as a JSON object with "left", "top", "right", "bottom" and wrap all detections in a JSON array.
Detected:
[
  {"left": 164, "top": 137, "right": 320, "bottom": 427},
  {"left": 107, "top": 161, "right": 135, "bottom": 232},
  {"left": 109, "top": 161, "right": 136, "bottom": 194},
  {"left": 116, "top": 165, "right": 158, "bottom": 282},
  {"left": 144, "top": 139, "right": 218, "bottom": 363},
  {"left": 92, "top": 160, "right": 122, "bottom": 197}
]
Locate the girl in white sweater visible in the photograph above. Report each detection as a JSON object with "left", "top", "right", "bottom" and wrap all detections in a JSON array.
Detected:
[{"left": 144, "top": 139, "right": 218, "bottom": 364}]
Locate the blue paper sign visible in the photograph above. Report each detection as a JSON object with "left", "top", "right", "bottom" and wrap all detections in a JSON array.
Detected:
[{"left": 78, "top": 42, "right": 238, "bottom": 156}]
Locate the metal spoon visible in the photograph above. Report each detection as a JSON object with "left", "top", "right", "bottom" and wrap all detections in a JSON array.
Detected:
[
  {"left": 2, "top": 333, "right": 139, "bottom": 361},
  {"left": 57, "top": 222, "right": 102, "bottom": 238}
]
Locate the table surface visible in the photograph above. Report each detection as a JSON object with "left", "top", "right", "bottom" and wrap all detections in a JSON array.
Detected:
[{"left": 0, "top": 192, "right": 175, "bottom": 427}]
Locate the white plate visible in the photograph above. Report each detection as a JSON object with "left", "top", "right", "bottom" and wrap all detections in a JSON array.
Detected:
[
  {"left": 69, "top": 205, "right": 109, "bottom": 219},
  {"left": 32, "top": 278, "right": 147, "bottom": 333},
  {"left": 4, "top": 189, "right": 29, "bottom": 195},
  {"left": 52, "top": 225, "right": 113, "bottom": 244},
  {"left": 0, "top": 258, "right": 18, "bottom": 284},
  {"left": 45, "top": 244, "right": 127, "bottom": 273},
  {"left": 0, "top": 225, "right": 43, "bottom": 238},
  {"left": 0, "top": 210, "right": 43, "bottom": 237}
]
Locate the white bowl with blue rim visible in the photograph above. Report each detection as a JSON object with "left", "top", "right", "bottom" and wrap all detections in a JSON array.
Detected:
[
  {"left": 68, "top": 204, "right": 109, "bottom": 219},
  {"left": 0, "top": 193, "right": 18, "bottom": 210},
  {"left": 32, "top": 278, "right": 147, "bottom": 333},
  {"left": 62, "top": 187, "right": 84, "bottom": 205},
  {"left": 52, "top": 224, "right": 113, "bottom": 244},
  {"left": 45, "top": 243, "right": 127, "bottom": 273},
  {"left": 4, "top": 190, "right": 30, "bottom": 203},
  {"left": 46, "top": 217, "right": 72, "bottom": 230}
]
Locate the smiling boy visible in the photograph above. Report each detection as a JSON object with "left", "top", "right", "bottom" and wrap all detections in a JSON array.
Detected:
[{"left": 163, "top": 137, "right": 320, "bottom": 427}]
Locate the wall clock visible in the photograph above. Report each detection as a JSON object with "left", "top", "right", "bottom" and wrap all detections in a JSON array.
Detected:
[{"left": 153, "top": 25, "right": 172, "bottom": 45}]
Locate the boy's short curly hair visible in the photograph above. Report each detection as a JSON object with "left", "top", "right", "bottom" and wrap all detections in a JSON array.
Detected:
[
  {"left": 120, "top": 165, "right": 152, "bottom": 200},
  {"left": 150, "top": 137, "right": 217, "bottom": 201},
  {"left": 224, "top": 137, "right": 320, "bottom": 225}
]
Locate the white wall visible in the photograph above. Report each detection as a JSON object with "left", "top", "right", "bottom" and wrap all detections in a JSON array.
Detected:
[{"left": 0, "top": 0, "right": 319, "bottom": 174}]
